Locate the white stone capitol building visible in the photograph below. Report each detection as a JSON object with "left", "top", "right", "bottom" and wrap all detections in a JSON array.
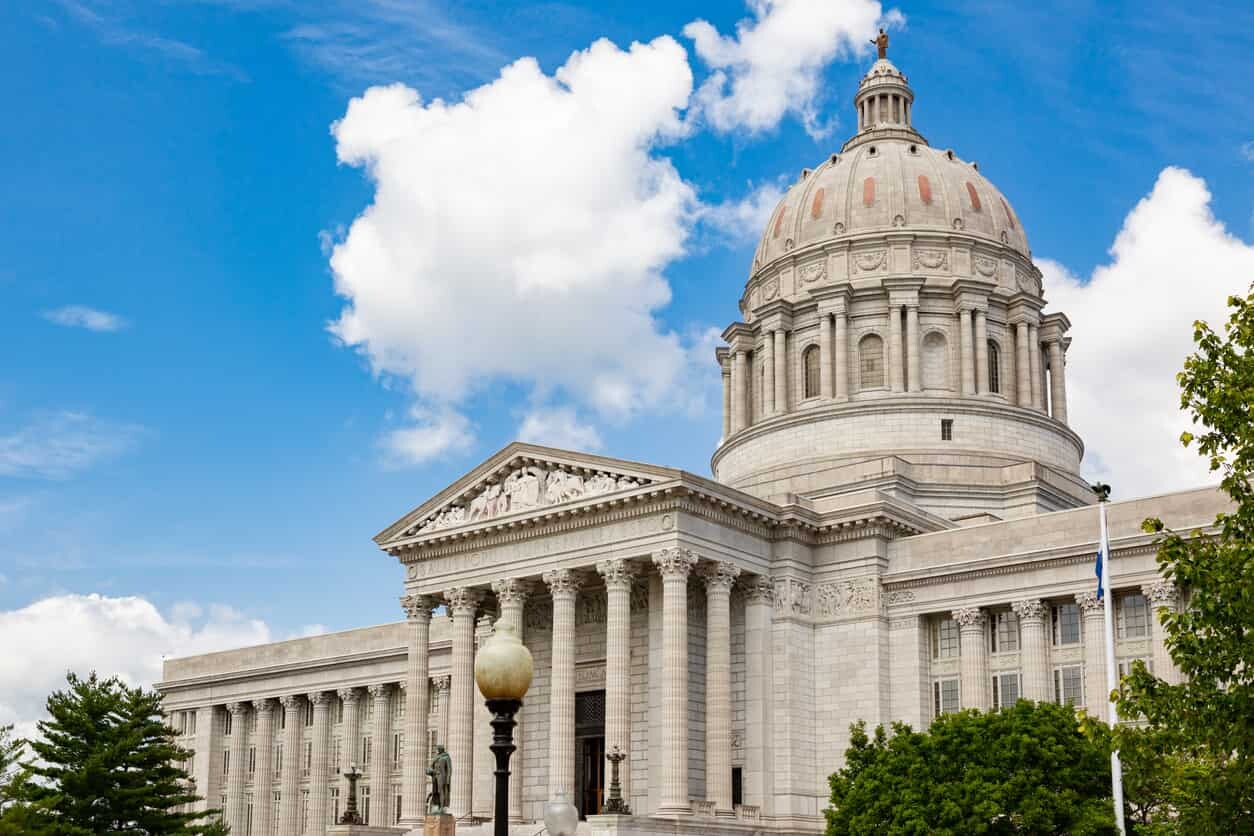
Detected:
[{"left": 159, "top": 49, "right": 1221, "bottom": 836}]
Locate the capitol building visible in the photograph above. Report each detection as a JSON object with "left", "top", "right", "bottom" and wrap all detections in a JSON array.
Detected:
[{"left": 158, "top": 48, "right": 1221, "bottom": 836}]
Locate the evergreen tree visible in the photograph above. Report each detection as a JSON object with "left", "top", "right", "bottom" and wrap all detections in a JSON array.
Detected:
[
  {"left": 5, "top": 671, "right": 221, "bottom": 834},
  {"left": 0, "top": 725, "right": 23, "bottom": 811}
]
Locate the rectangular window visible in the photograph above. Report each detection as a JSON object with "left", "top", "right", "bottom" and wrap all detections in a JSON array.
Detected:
[
  {"left": 333, "top": 698, "right": 344, "bottom": 725},
  {"left": 940, "top": 418, "right": 953, "bottom": 441},
  {"left": 992, "top": 672, "right": 1021, "bottom": 708},
  {"left": 1052, "top": 603, "right": 1081, "bottom": 645},
  {"left": 330, "top": 788, "right": 340, "bottom": 826},
  {"left": 188, "top": 711, "right": 197, "bottom": 735},
  {"left": 223, "top": 750, "right": 230, "bottom": 776},
  {"left": 395, "top": 793, "right": 403, "bottom": 825},
  {"left": 272, "top": 793, "right": 281, "bottom": 836},
  {"left": 279, "top": 709, "right": 285, "bottom": 731},
  {"left": 301, "top": 790, "right": 309, "bottom": 833},
  {"left": 990, "top": 610, "right": 1020, "bottom": 653},
  {"left": 332, "top": 737, "right": 341, "bottom": 774},
  {"left": 304, "top": 702, "right": 314, "bottom": 728},
  {"left": 362, "top": 786, "right": 371, "bottom": 823},
  {"left": 392, "top": 733, "right": 402, "bottom": 768},
  {"left": 303, "top": 741, "right": 312, "bottom": 776},
  {"left": 932, "top": 617, "right": 960, "bottom": 658},
  {"left": 248, "top": 746, "right": 256, "bottom": 775},
  {"left": 245, "top": 798, "right": 253, "bottom": 836},
  {"left": 933, "top": 678, "right": 960, "bottom": 716},
  {"left": 362, "top": 737, "right": 371, "bottom": 766},
  {"left": 732, "top": 767, "right": 743, "bottom": 807},
  {"left": 275, "top": 744, "right": 283, "bottom": 777},
  {"left": 248, "top": 711, "right": 257, "bottom": 734},
  {"left": 365, "top": 700, "right": 374, "bottom": 723},
  {"left": 224, "top": 711, "right": 233, "bottom": 736},
  {"left": 1117, "top": 657, "right": 1153, "bottom": 678},
  {"left": 1054, "top": 665, "right": 1084, "bottom": 706},
  {"left": 1118, "top": 593, "right": 1150, "bottom": 639}
]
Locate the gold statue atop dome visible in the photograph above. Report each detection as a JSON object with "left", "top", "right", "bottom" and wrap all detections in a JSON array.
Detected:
[{"left": 871, "top": 28, "right": 889, "bottom": 60}]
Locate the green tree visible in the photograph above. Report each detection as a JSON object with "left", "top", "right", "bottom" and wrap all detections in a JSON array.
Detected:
[
  {"left": 825, "top": 701, "right": 1115, "bottom": 835},
  {"left": 0, "top": 725, "right": 24, "bottom": 810},
  {"left": 2, "top": 671, "right": 221, "bottom": 834},
  {"left": 1118, "top": 284, "right": 1254, "bottom": 831}
]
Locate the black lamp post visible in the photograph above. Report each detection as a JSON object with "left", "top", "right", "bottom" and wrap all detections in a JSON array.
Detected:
[
  {"left": 339, "top": 762, "right": 364, "bottom": 825},
  {"left": 473, "top": 621, "right": 533, "bottom": 836}
]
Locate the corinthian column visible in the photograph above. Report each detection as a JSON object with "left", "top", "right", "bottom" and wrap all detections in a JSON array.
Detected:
[
  {"left": 597, "top": 559, "right": 635, "bottom": 804},
  {"left": 906, "top": 304, "right": 921, "bottom": 392},
  {"left": 1048, "top": 340, "right": 1068, "bottom": 423},
  {"left": 958, "top": 308, "right": 975, "bottom": 395},
  {"left": 835, "top": 309, "right": 849, "bottom": 401},
  {"left": 338, "top": 688, "right": 362, "bottom": 775},
  {"left": 762, "top": 331, "right": 776, "bottom": 416},
  {"left": 1015, "top": 321, "right": 1031, "bottom": 406},
  {"left": 974, "top": 310, "right": 989, "bottom": 394},
  {"left": 400, "top": 594, "right": 435, "bottom": 826},
  {"left": 1028, "top": 324, "right": 1043, "bottom": 410},
  {"left": 444, "top": 587, "right": 481, "bottom": 819},
  {"left": 1143, "top": 581, "right": 1179, "bottom": 684},
  {"left": 543, "top": 568, "right": 580, "bottom": 803},
  {"left": 953, "top": 608, "right": 989, "bottom": 710},
  {"left": 1076, "top": 592, "right": 1107, "bottom": 713},
  {"left": 819, "top": 314, "right": 833, "bottom": 399},
  {"left": 367, "top": 684, "right": 391, "bottom": 824},
  {"left": 888, "top": 306, "right": 905, "bottom": 392},
  {"left": 774, "top": 329, "right": 788, "bottom": 412},
  {"left": 492, "top": 579, "right": 530, "bottom": 822},
  {"left": 224, "top": 702, "right": 249, "bottom": 834},
  {"left": 703, "top": 561, "right": 740, "bottom": 816},
  {"left": 252, "top": 700, "right": 276, "bottom": 836},
  {"left": 278, "top": 695, "right": 303, "bottom": 836},
  {"left": 307, "top": 692, "right": 332, "bottom": 836},
  {"left": 1012, "top": 600, "right": 1049, "bottom": 701},
  {"left": 652, "top": 547, "right": 698, "bottom": 815},
  {"left": 732, "top": 350, "right": 748, "bottom": 432}
]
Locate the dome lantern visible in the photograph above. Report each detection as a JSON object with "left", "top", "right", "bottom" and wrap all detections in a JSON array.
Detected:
[{"left": 845, "top": 31, "right": 926, "bottom": 152}]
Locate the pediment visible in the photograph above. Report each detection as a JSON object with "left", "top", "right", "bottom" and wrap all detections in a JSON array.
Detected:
[{"left": 374, "top": 442, "right": 680, "bottom": 546}]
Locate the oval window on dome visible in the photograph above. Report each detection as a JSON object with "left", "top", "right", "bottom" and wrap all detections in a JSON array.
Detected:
[
  {"left": 918, "top": 175, "right": 933, "bottom": 205},
  {"left": 966, "top": 182, "right": 982, "bottom": 212},
  {"left": 811, "top": 188, "right": 825, "bottom": 220},
  {"left": 1001, "top": 197, "right": 1016, "bottom": 230},
  {"left": 863, "top": 177, "right": 875, "bottom": 208},
  {"left": 773, "top": 207, "right": 788, "bottom": 239}
]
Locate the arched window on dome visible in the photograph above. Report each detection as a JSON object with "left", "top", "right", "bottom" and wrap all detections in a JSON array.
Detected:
[
  {"left": 803, "top": 345, "right": 821, "bottom": 399},
  {"left": 922, "top": 332, "right": 949, "bottom": 390},
  {"left": 859, "top": 334, "right": 885, "bottom": 390},
  {"left": 987, "top": 340, "right": 1002, "bottom": 394}
]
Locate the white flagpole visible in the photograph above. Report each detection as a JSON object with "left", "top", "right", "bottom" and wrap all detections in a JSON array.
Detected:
[{"left": 1099, "top": 499, "right": 1127, "bottom": 835}]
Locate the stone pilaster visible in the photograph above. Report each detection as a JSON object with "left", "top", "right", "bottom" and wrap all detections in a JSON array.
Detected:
[
  {"left": 445, "top": 586, "right": 481, "bottom": 820},
  {"left": 763, "top": 331, "right": 776, "bottom": 415},
  {"left": 1143, "top": 581, "right": 1179, "bottom": 684},
  {"left": 652, "top": 547, "right": 698, "bottom": 815},
  {"left": 544, "top": 568, "right": 580, "bottom": 802},
  {"left": 974, "top": 309, "right": 989, "bottom": 394},
  {"left": 818, "top": 315, "right": 833, "bottom": 399},
  {"left": 597, "top": 559, "right": 635, "bottom": 804},
  {"left": 732, "top": 350, "right": 748, "bottom": 432},
  {"left": 400, "top": 594, "right": 435, "bottom": 825},
  {"left": 906, "top": 304, "right": 921, "bottom": 392},
  {"left": 958, "top": 308, "right": 975, "bottom": 395},
  {"left": 703, "top": 561, "right": 740, "bottom": 816},
  {"left": 1012, "top": 599, "right": 1049, "bottom": 701},
  {"left": 1028, "top": 324, "right": 1043, "bottom": 410},
  {"left": 307, "top": 692, "right": 332, "bottom": 836},
  {"left": 774, "top": 329, "right": 788, "bottom": 412},
  {"left": 835, "top": 309, "right": 849, "bottom": 401},
  {"left": 224, "top": 702, "right": 249, "bottom": 834},
  {"left": 1076, "top": 592, "right": 1107, "bottom": 713},
  {"left": 720, "top": 356, "right": 732, "bottom": 441},
  {"left": 888, "top": 305, "right": 905, "bottom": 392},
  {"left": 251, "top": 700, "right": 276, "bottom": 836},
  {"left": 740, "top": 577, "right": 774, "bottom": 817},
  {"left": 492, "top": 579, "right": 530, "bottom": 822},
  {"left": 278, "top": 695, "right": 303, "bottom": 836},
  {"left": 472, "top": 615, "right": 496, "bottom": 821},
  {"left": 1015, "top": 321, "right": 1031, "bottom": 406},
  {"left": 953, "top": 608, "right": 989, "bottom": 710}
]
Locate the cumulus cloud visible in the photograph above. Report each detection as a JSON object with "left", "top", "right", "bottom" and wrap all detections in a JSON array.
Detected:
[
  {"left": 0, "top": 411, "right": 142, "bottom": 479},
  {"left": 382, "top": 407, "right": 474, "bottom": 467},
  {"left": 42, "top": 305, "right": 128, "bottom": 332},
  {"left": 684, "top": 0, "right": 897, "bottom": 136},
  {"left": 702, "top": 181, "right": 785, "bottom": 242},
  {"left": 328, "top": 36, "right": 702, "bottom": 462},
  {"left": 518, "top": 406, "right": 604, "bottom": 451},
  {"left": 0, "top": 594, "right": 284, "bottom": 737},
  {"left": 1041, "top": 167, "right": 1254, "bottom": 498},
  {"left": 1241, "top": 140, "right": 1254, "bottom": 162}
]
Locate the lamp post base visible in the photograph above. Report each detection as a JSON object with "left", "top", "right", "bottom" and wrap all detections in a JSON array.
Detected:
[{"left": 486, "top": 698, "right": 522, "bottom": 836}]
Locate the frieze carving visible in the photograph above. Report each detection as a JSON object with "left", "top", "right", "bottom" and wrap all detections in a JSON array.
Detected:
[
  {"left": 762, "top": 277, "right": 780, "bottom": 301},
  {"left": 973, "top": 256, "right": 997, "bottom": 277},
  {"left": 853, "top": 249, "right": 887, "bottom": 273},
  {"left": 798, "top": 261, "right": 827, "bottom": 284},
  {"left": 412, "top": 462, "right": 652, "bottom": 534},
  {"left": 575, "top": 664, "right": 605, "bottom": 687},
  {"left": 911, "top": 248, "right": 948, "bottom": 271},
  {"left": 885, "top": 589, "right": 915, "bottom": 605},
  {"left": 889, "top": 616, "right": 917, "bottom": 631},
  {"left": 524, "top": 597, "right": 552, "bottom": 632},
  {"left": 815, "top": 577, "right": 879, "bottom": 619},
  {"left": 772, "top": 577, "right": 812, "bottom": 616},
  {"left": 630, "top": 578, "right": 649, "bottom": 611},
  {"left": 576, "top": 590, "right": 607, "bottom": 626},
  {"left": 1015, "top": 268, "right": 1037, "bottom": 294}
]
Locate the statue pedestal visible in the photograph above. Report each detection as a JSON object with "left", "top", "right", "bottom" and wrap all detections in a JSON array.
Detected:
[{"left": 423, "top": 814, "right": 456, "bottom": 836}]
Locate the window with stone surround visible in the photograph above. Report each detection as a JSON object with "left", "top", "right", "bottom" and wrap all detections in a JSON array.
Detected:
[
  {"left": 1117, "top": 593, "right": 1150, "bottom": 639},
  {"left": 248, "top": 745, "right": 256, "bottom": 775},
  {"left": 223, "top": 710, "right": 232, "bottom": 736},
  {"left": 933, "top": 678, "right": 960, "bottom": 716},
  {"left": 331, "top": 787, "right": 340, "bottom": 825},
  {"left": 989, "top": 610, "right": 1020, "bottom": 653},
  {"left": 333, "top": 697, "right": 344, "bottom": 725},
  {"left": 803, "top": 345, "right": 820, "bottom": 399},
  {"left": 988, "top": 340, "right": 1002, "bottom": 393},
  {"left": 303, "top": 740, "right": 312, "bottom": 776},
  {"left": 301, "top": 790, "right": 310, "bottom": 833},
  {"left": 992, "top": 672, "right": 1021, "bottom": 708},
  {"left": 275, "top": 743, "right": 283, "bottom": 777},
  {"left": 272, "top": 792, "right": 281, "bottom": 830},
  {"left": 303, "top": 701, "right": 314, "bottom": 727},
  {"left": 362, "top": 785, "right": 371, "bottom": 823},
  {"left": 222, "top": 749, "right": 229, "bottom": 777},
  {"left": 394, "top": 789, "right": 403, "bottom": 824},
  {"left": 392, "top": 732, "right": 402, "bottom": 768},
  {"left": 931, "top": 617, "right": 960, "bottom": 658},
  {"left": 1052, "top": 602, "right": 1081, "bottom": 645},
  {"left": 1053, "top": 665, "right": 1083, "bottom": 706},
  {"left": 361, "top": 736, "right": 371, "bottom": 766},
  {"left": 859, "top": 334, "right": 885, "bottom": 389},
  {"left": 1118, "top": 657, "right": 1153, "bottom": 678},
  {"left": 332, "top": 737, "right": 341, "bottom": 774},
  {"left": 941, "top": 418, "right": 953, "bottom": 441}
]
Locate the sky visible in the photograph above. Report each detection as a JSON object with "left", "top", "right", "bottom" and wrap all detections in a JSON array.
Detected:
[{"left": 1, "top": 0, "right": 1253, "bottom": 733}]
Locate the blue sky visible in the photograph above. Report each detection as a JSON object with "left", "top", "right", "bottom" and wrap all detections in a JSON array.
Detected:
[{"left": 1, "top": 1, "right": 1252, "bottom": 717}]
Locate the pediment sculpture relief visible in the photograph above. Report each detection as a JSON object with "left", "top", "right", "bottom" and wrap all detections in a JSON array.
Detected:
[{"left": 413, "top": 463, "right": 652, "bottom": 535}]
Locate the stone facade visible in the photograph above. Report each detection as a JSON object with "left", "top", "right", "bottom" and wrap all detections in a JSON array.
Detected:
[{"left": 158, "top": 49, "right": 1223, "bottom": 836}]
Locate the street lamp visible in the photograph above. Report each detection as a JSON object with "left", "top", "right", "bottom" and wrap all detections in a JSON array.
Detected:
[
  {"left": 473, "top": 621, "right": 533, "bottom": 836},
  {"left": 339, "top": 762, "right": 364, "bottom": 824}
]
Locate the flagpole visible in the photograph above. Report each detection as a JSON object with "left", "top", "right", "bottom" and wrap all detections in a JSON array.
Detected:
[{"left": 1098, "top": 498, "right": 1127, "bottom": 835}]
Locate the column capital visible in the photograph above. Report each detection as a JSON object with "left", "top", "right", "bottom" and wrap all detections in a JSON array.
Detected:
[
  {"left": 307, "top": 690, "right": 333, "bottom": 707},
  {"left": 1075, "top": 590, "right": 1103, "bottom": 615},
  {"left": 251, "top": 698, "right": 274, "bottom": 715},
  {"left": 492, "top": 577, "right": 532, "bottom": 606},
  {"left": 701, "top": 561, "right": 741, "bottom": 593},
  {"left": 1142, "top": 580, "right": 1177, "bottom": 609},
  {"left": 543, "top": 567, "right": 581, "bottom": 598},
  {"left": 367, "top": 683, "right": 392, "bottom": 701},
  {"left": 433, "top": 674, "right": 451, "bottom": 692},
  {"left": 596, "top": 558, "right": 637, "bottom": 590},
  {"left": 225, "top": 701, "right": 249, "bottom": 716},
  {"left": 278, "top": 694, "right": 302, "bottom": 710},
  {"left": 336, "top": 687, "right": 361, "bottom": 704},
  {"left": 951, "top": 606, "right": 986, "bottom": 630},
  {"left": 1011, "top": 599, "right": 1047, "bottom": 623},
  {"left": 444, "top": 587, "right": 483, "bottom": 616},
  {"left": 652, "top": 547, "right": 698, "bottom": 579},
  {"left": 475, "top": 613, "right": 495, "bottom": 638},
  {"left": 401, "top": 593, "right": 438, "bottom": 622},
  {"left": 738, "top": 575, "right": 775, "bottom": 605}
]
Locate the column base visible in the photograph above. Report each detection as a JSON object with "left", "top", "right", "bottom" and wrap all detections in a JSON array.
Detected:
[{"left": 652, "top": 805, "right": 692, "bottom": 817}]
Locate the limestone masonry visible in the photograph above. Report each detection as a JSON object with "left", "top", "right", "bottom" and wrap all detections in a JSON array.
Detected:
[{"left": 159, "top": 49, "right": 1222, "bottom": 836}]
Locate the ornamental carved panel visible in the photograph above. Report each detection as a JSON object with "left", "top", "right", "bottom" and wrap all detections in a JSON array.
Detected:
[
  {"left": 853, "top": 249, "right": 887, "bottom": 274},
  {"left": 798, "top": 261, "right": 827, "bottom": 284},
  {"left": 911, "top": 248, "right": 948, "bottom": 271}
]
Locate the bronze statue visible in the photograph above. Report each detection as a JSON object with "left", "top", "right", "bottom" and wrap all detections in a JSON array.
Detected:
[
  {"left": 426, "top": 744, "right": 453, "bottom": 815},
  {"left": 871, "top": 28, "right": 889, "bottom": 60}
]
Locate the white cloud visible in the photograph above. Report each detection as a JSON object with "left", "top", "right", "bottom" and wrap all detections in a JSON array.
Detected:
[
  {"left": 518, "top": 406, "right": 604, "bottom": 451},
  {"left": 1241, "top": 140, "right": 1254, "bottom": 162},
  {"left": 701, "top": 181, "right": 785, "bottom": 241},
  {"left": 42, "top": 305, "right": 128, "bottom": 332},
  {"left": 0, "top": 594, "right": 277, "bottom": 738},
  {"left": 0, "top": 411, "right": 142, "bottom": 479},
  {"left": 1041, "top": 167, "right": 1254, "bottom": 498},
  {"left": 684, "top": 0, "right": 897, "bottom": 136},
  {"left": 382, "top": 408, "right": 474, "bottom": 466},
  {"left": 328, "top": 36, "right": 703, "bottom": 461}
]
